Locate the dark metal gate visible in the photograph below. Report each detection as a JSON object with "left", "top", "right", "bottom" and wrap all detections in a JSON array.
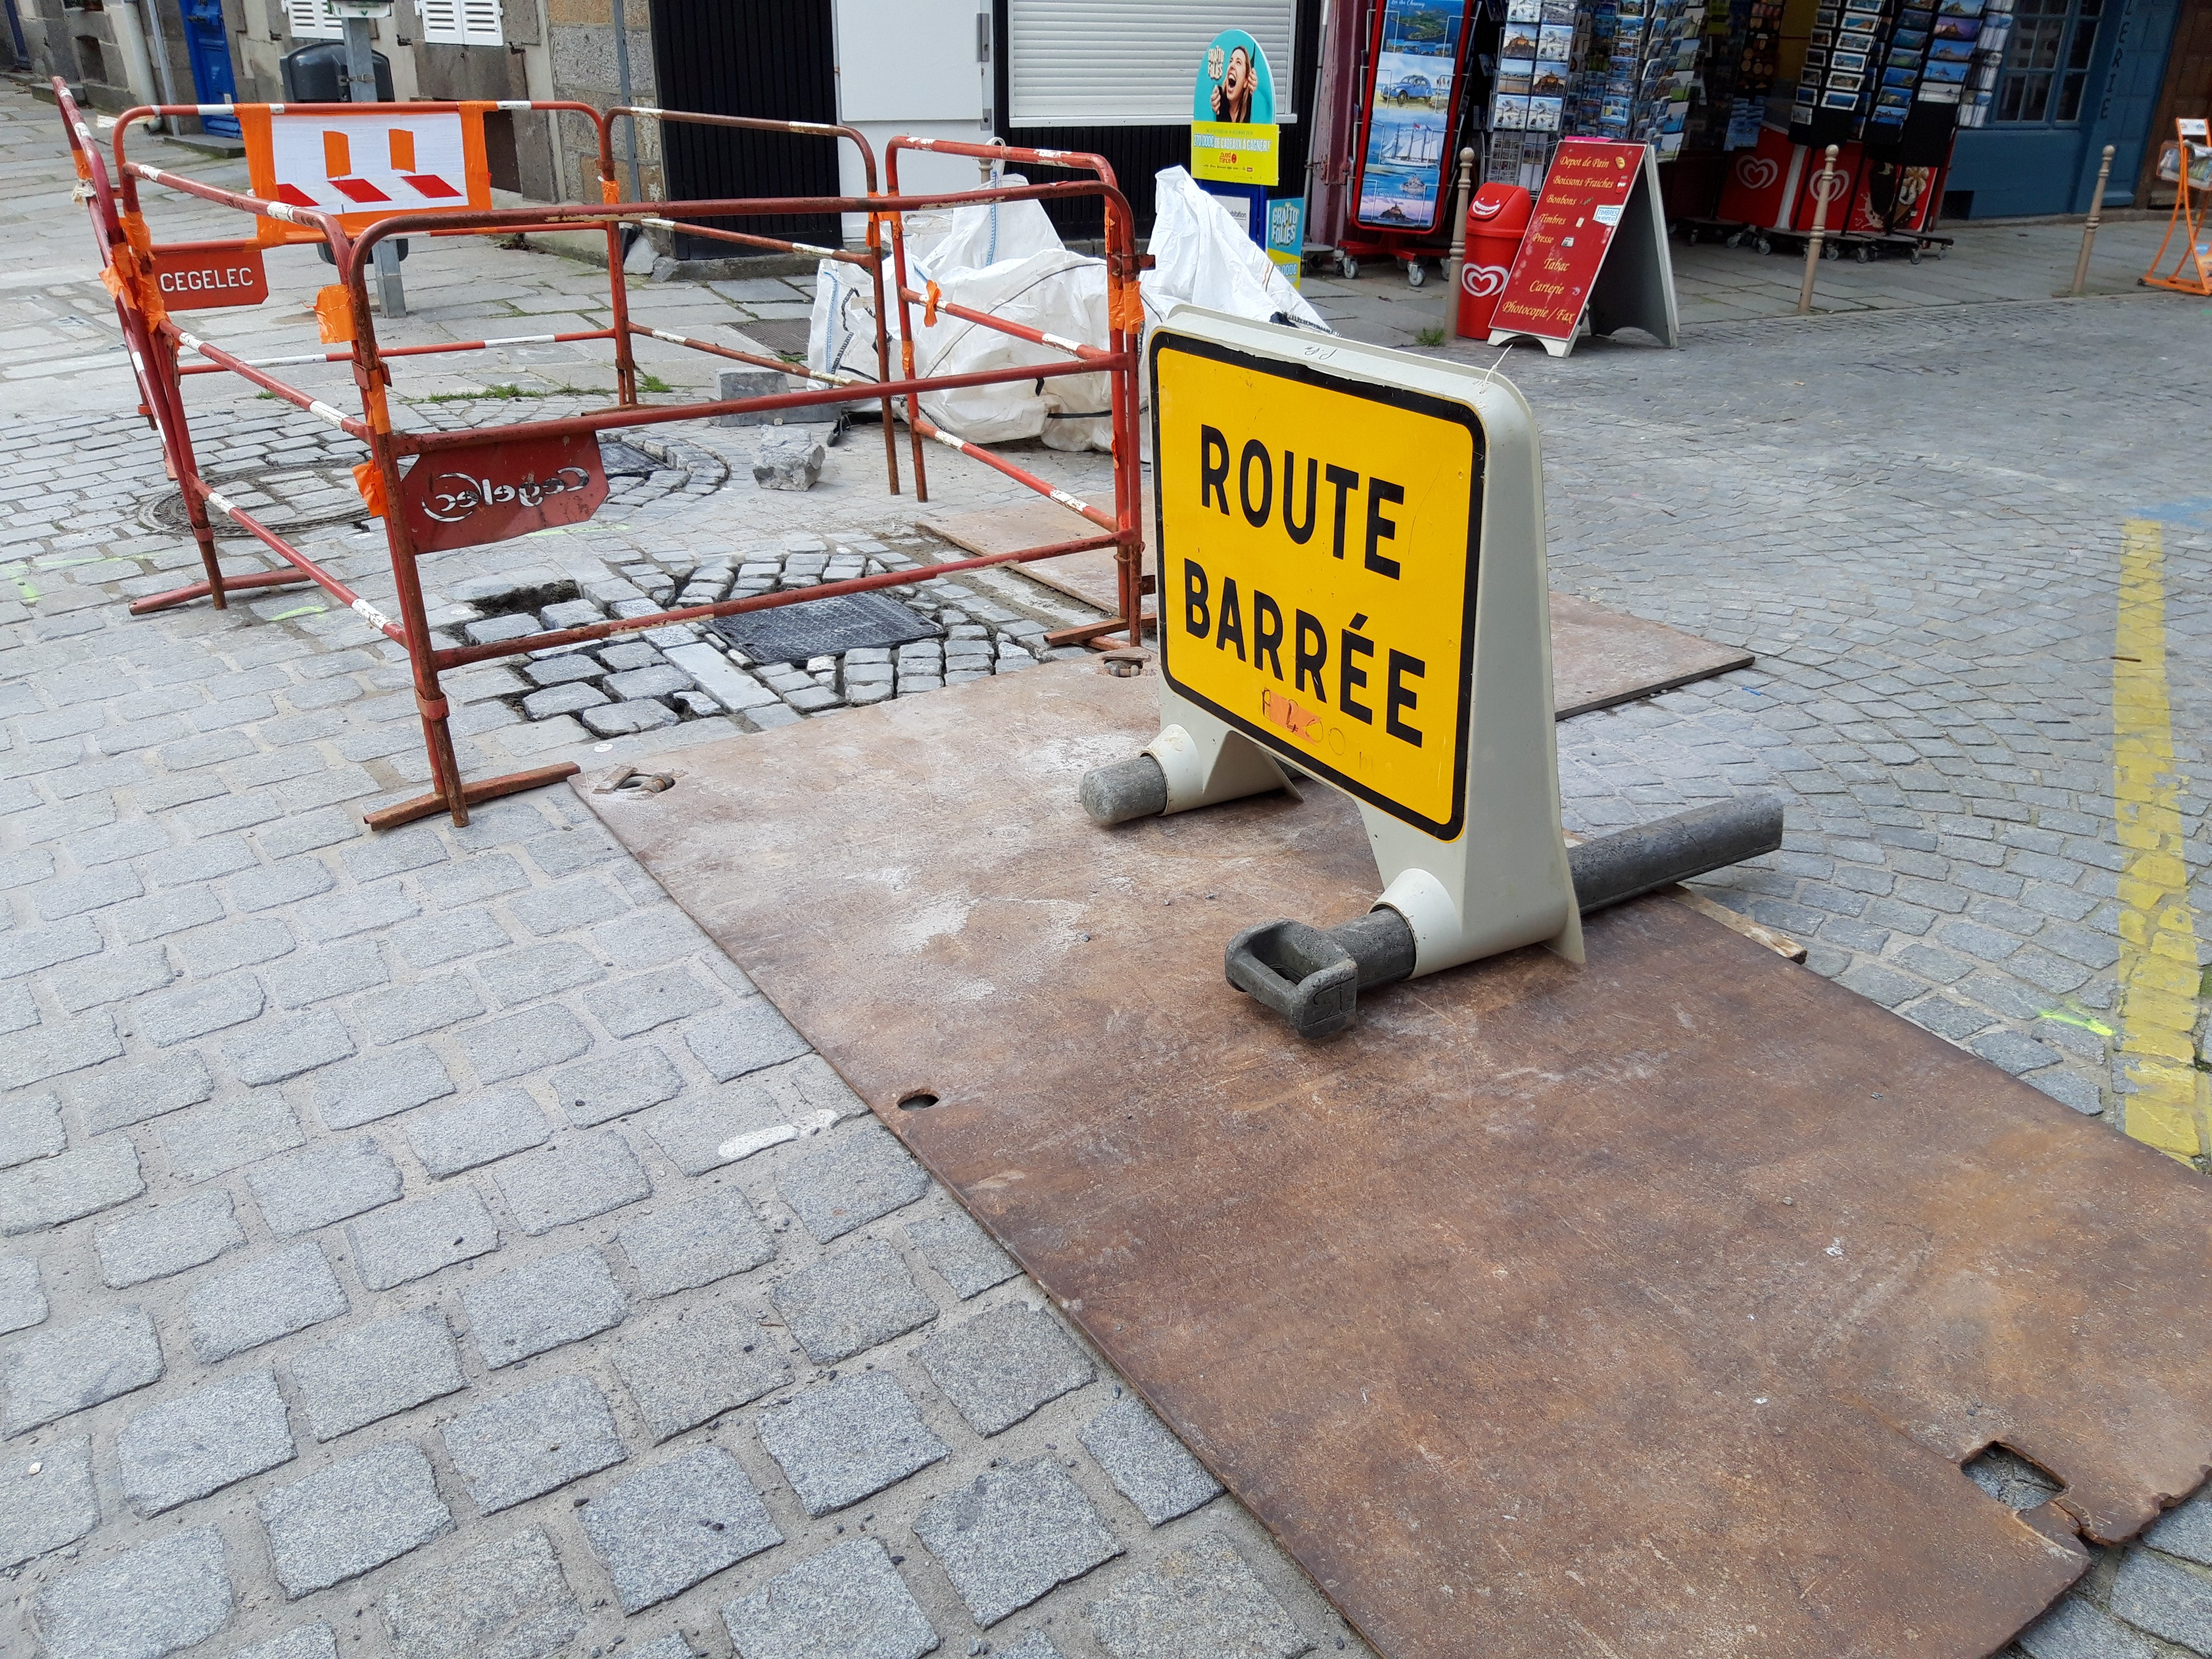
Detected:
[{"left": 647, "top": 0, "right": 840, "bottom": 259}]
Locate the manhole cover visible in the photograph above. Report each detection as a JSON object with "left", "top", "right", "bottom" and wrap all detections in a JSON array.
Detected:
[
  {"left": 712, "top": 590, "right": 939, "bottom": 664},
  {"left": 141, "top": 463, "right": 371, "bottom": 541}
]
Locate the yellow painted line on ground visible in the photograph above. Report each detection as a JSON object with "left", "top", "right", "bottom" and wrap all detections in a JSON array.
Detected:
[{"left": 2113, "top": 517, "right": 2206, "bottom": 1161}]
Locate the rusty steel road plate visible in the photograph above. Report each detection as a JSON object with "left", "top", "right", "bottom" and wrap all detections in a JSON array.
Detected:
[{"left": 582, "top": 662, "right": 2212, "bottom": 1659}]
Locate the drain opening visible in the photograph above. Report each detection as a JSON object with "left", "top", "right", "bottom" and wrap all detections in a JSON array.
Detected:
[{"left": 897, "top": 1093, "right": 940, "bottom": 1110}]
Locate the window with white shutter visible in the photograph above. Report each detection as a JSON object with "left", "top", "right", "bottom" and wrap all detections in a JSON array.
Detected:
[
  {"left": 285, "top": 0, "right": 342, "bottom": 40},
  {"left": 419, "top": 0, "right": 505, "bottom": 47},
  {"left": 1008, "top": 0, "right": 1296, "bottom": 128}
]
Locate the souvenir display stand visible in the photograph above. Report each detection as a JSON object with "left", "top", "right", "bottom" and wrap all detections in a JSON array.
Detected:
[{"left": 1340, "top": 0, "right": 1483, "bottom": 285}]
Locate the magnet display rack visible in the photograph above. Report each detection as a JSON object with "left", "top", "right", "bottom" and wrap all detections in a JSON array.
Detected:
[{"left": 1337, "top": 0, "right": 1484, "bottom": 285}]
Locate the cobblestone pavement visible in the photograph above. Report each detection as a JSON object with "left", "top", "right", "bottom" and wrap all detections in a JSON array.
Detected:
[{"left": 6, "top": 72, "right": 2212, "bottom": 1659}]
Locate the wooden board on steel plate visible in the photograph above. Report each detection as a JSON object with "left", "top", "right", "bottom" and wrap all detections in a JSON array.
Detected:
[
  {"left": 918, "top": 498, "right": 1748, "bottom": 716},
  {"left": 581, "top": 660, "right": 2212, "bottom": 1659}
]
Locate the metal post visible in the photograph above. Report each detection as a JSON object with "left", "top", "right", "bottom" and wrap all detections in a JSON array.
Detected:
[
  {"left": 2071, "top": 143, "right": 2116, "bottom": 298},
  {"left": 612, "top": 0, "right": 639, "bottom": 202},
  {"left": 1443, "top": 145, "right": 1476, "bottom": 334},
  {"left": 342, "top": 15, "right": 405, "bottom": 317},
  {"left": 1797, "top": 144, "right": 1838, "bottom": 316}
]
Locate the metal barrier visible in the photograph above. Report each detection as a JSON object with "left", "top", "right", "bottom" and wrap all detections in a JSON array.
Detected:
[{"left": 56, "top": 80, "right": 1146, "bottom": 831}]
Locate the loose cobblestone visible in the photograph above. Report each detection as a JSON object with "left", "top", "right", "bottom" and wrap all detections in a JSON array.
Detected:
[
  {"left": 118, "top": 1369, "right": 297, "bottom": 1515},
  {"left": 187, "top": 1242, "right": 349, "bottom": 1362},
  {"left": 289, "top": 1309, "right": 469, "bottom": 1441},
  {"left": 770, "top": 1236, "right": 938, "bottom": 1366},
  {"left": 581, "top": 1446, "right": 782, "bottom": 1612},
  {"left": 461, "top": 1246, "right": 627, "bottom": 1366},
  {"left": 3, "top": 1305, "right": 164, "bottom": 1434},
  {"left": 381, "top": 1525, "right": 587, "bottom": 1659},
  {"left": 916, "top": 1456, "right": 1124, "bottom": 1626},
  {"left": 921, "top": 1302, "right": 1095, "bottom": 1437},
  {"left": 612, "top": 1300, "right": 790, "bottom": 1441},
  {"left": 258, "top": 1441, "right": 454, "bottom": 1598}
]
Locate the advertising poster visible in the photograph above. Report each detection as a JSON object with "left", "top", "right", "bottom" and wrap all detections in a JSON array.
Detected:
[
  {"left": 1193, "top": 30, "right": 1281, "bottom": 187},
  {"left": 1358, "top": 0, "right": 1469, "bottom": 230}
]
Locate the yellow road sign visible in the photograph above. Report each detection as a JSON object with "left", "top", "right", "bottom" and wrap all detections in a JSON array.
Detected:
[{"left": 1152, "top": 333, "right": 1482, "bottom": 839}]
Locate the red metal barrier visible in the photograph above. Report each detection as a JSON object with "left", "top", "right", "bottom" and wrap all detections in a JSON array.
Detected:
[{"left": 56, "top": 81, "right": 1145, "bottom": 831}]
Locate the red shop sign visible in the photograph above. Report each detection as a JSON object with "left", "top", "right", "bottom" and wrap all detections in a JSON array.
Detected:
[
  {"left": 1487, "top": 138, "right": 1677, "bottom": 358},
  {"left": 398, "top": 432, "right": 610, "bottom": 553},
  {"left": 153, "top": 240, "right": 269, "bottom": 311}
]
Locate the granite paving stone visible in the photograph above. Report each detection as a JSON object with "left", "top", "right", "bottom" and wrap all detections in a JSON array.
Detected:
[
  {"left": 721, "top": 1537, "right": 938, "bottom": 1659},
  {"left": 405, "top": 1086, "right": 552, "bottom": 1177},
  {"left": 441, "top": 1373, "right": 627, "bottom": 1511},
  {"left": 770, "top": 1237, "right": 938, "bottom": 1366},
  {"left": 549, "top": 1043, "right": 686, "bottom": 1126},
  {"left": 246, "top": 1136, "right": 403, "bottom": 1235},
  {"left": 134, "top": 974, "right": 265, "bottom": 1046},
  {"left": 3, "top": 1305, "right": 164, "bottom": 1434},
  {"left": 580, "top": 1446, "right": 783, "bottom": 1613},
  {"left": 461, "top": 1246, "right": 627, "bottom": 1367},
  {"left": 0, "top": 1137, "right": 144, "bottom": 1234},
  {"left": 921, "top": 1302, "right": 1095, "bottom": 1436},
  {"left": 463, "top": 1003, "right": 595, "bottom": 1082},
  {"left": 0, "top": 1256, "right": 47, "bottom": 1334},
  {"left": 489, "top": 1128, "right": 653, "bottom": 1234},
  {"left": 585, "top": 966, "right": 721, "bottom": 1037},
  {"left": 617, "top": 1188, "right": 777, "bottom": 1297},
  {"left": 2145, "top": 1494, "right": 2212, "bottom": 1566},
  {"left": 906, "top": 1210, "right": 1021, "bottom": 1300},
  {"left": 1088, "top": 1531, "right": 1313, "bottom": 1659},
  {"left": 1082, "top": 1393, "right": 1224, "bottom": 1525},
  {"left": 2110, "top": 1548, "right": 2212, "bottom": 1651},
  {"left": 289, "top": 1309, "right": 469, "bottom": 1441},
  {"left": 612, "top": 1300, "right": 792, "bottom": 1441},
  {"left": 118, "top": 1369, "right": 297, "bottom": 1515},
  {"left": 760, "top": 1371, "right": 950, "bottom": 1516},
  {"left": 315, "top": 1043, "right": 456, "bottom": 1128},
  {"left": 0, "top": 1435, "right": 96, "bottom": 1567},
  {"left": 223, "top": 1007, "right": 358, "bottom": 1086},
  {"left": 381, "top": 1525, "right": 588, "bottom": 1659},
  {"left": 346, "top": 1186, "right": 502, "bottom": 1289},
  {"left": 914, "top": 1456, "right": 1124, "bottom": 1626},
  {"left": 159, "top": 1096, "right": 307, "bottom": 1183},
  {"left": 93, "top": 1193, "right": 243, "bottom": 1291},
  {"left": 2017, "top": 1595, "right": 2158, "bottom": 1659},
  {"left": 776, "top": 1120, "right": 932, "bottom": 1244},
  {"left": 683, "top": 997, "right": 811, "bottom": 1082},
  {"left": 0, "top": 1094, "right": 66, "bottom": 1168},
  {"left": 231, "top": 1625, "right": 341, "bottom": 1659},
  {"left": 639, "top": 1054, "right": 863, "bottom": 1175},
  {"left": 258, "top": 1441, "right": 455, "bottom": 1598},
  {"left": 187, "top": 1242, "right": 349, "bottom": 1361},
  {"left": 34, "top": 1527, "right": 232, "bottom": 1658}
]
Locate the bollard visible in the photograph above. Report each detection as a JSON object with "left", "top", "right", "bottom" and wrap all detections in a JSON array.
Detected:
[
  {"left": 1443, "top": 146, "right": 1477, "bottom": 329},
  {"left": 1797, "top": 144, "right": 1839, "bottom": 316},
  {"left": 2070, "top": 144, "right": 2116, "bottom": 297}
]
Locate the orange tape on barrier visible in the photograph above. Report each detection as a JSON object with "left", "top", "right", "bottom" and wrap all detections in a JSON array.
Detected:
[
  {"left": 602, "top": 177, "right": 621, "bottom": 204},
  {"left": 351, "top": 460, "right": 388, "bottom": 518},
  {"left": 1108, "top": 276, "right": 1143, "bottom": 334},
  {"left": 315, "top": 285, "right": 354, "bottom": 344},
  {"left": 924, "top": 281, "right": 942, "bottom": 327},
  {"left": 121, "top": 211, "right": 154, "bottom": 263}
]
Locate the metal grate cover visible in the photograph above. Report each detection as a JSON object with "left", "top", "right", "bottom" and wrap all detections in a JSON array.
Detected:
[{"left": 712, "top": 590, "right": 939, "bottom": 664}]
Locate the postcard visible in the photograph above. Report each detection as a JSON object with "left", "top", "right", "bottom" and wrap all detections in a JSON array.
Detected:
[
  {"left": 1506, "top": 0, "right": 1542, "bottom": 20},
  {"left": 1928, "top": 35, "right": 1974, "bottom": 58},
  {"left": 1882, "top": 64, "right": 1917, "bottom": 85},
  {"left": 1532, "top": 60, "right": 1570, "bottom": 92},
  {"left": 1810, "top": 27, "right": 1833, "bottom": 43},
  {"left": 1827, "top": 70, "right": 1864, "bottom": 91},
  {"left": 1920, "top": 55, "right": 1969, "bottom": 80},
  {"left": 1537, "top": 24, "right": 1577, "bottom": 56},
  {"left": 1919, "top": 80, "right": 1962, "bottom": 100},
  {"left": 1935, "top": 0, "right": 1980, "bottom": 14},
  {"left": 1830, "top": 48, "right": 1867, "bottom": 69},
  {"left": 1502, "top": 27, "right": 1540, "bottom": 56},
  {"left": 1815, "top": 5, "right": 1840, "bottom": 21},
  {"left": 1495, "top": 60, "right": 1535, "bottom": 93},
  {"left": 1542, "top": 0, "right": 1578, "bottom": 20},
  {"left": 1803, "top": 47, "right": 1828, "bottom": 65},
  {"left": 1491, "top": 94, "right": 1530, "bottom": 128},
  {"left": 1526, "top": 96, "right": 1564, "bottom": 130}
]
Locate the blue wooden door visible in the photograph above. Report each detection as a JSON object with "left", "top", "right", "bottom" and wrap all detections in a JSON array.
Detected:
[{"left": 179, "top": 0, "right": 240, "bottom": 138}]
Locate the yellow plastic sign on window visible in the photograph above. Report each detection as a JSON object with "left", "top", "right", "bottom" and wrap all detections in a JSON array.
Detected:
[{"left": 1153, "top": 333, "right": 1478, "bottom": 838}]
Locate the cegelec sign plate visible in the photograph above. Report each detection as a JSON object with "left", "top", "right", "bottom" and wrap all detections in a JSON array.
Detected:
[
  {"left": 1152, "top": 334, "right": 1482, "bottom": 839},
  {"left": 154, "top": 241, "right": 269, "bottom": 311}
]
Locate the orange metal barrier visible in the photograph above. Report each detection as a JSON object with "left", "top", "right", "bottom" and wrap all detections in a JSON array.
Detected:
[{"left": 57, "top": 80, "right": 1146, "bottom": 831}]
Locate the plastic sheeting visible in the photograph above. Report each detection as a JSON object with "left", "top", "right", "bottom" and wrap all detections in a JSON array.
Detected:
[{"left": 805, "top": 165, "right": 1328, "bottom": 452}]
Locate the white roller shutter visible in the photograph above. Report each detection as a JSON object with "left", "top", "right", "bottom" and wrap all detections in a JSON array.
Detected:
[
  {"left": 418, "top": 0, "right": 505, "bottom": 47},
  {"left": 286, "top": 0, "right": 341, "bottom": 40},
  {"left": 1009, "top": 0, "right": 1296, "bottom": 128}
]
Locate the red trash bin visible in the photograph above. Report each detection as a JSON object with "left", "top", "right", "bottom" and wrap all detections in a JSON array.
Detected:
[{"left": 1456, "top": 183, "right": 1534, "bottom": 338}]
